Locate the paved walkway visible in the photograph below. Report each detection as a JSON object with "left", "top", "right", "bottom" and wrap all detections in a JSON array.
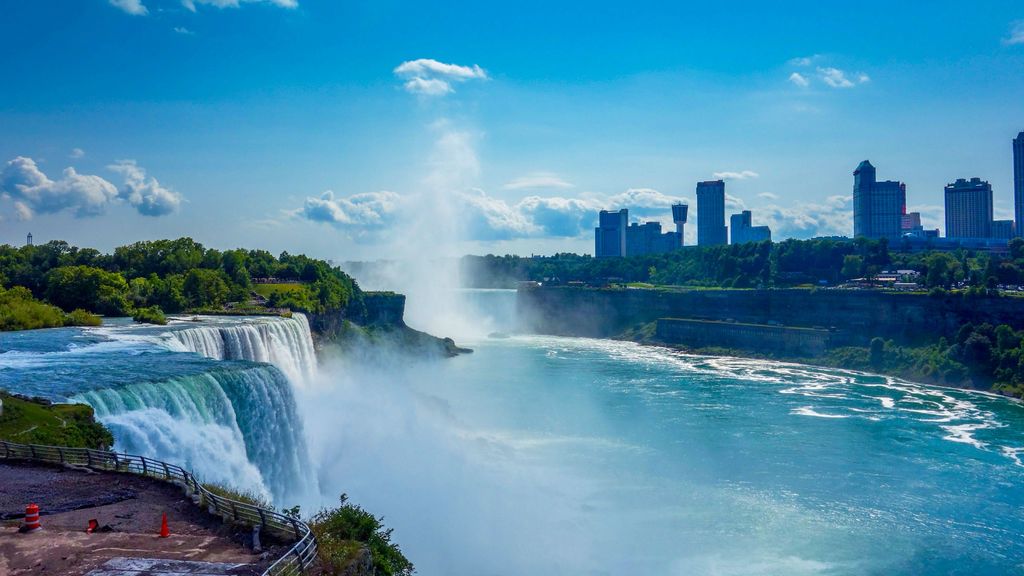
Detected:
[{"left": 0, "top": 462, "right": 272, "bottom": 576}]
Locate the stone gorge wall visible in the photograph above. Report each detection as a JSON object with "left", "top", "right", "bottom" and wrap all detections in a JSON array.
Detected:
[{"left": 518, "top": 287, "right": 1024, "bottom": 344}]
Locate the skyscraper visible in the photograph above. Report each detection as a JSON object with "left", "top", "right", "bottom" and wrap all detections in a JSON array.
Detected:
[
  {"left": 944, "top": 178, "right": 993, "bottom": 239},
  {"left": 595, "top": 209, "right": 627, "bottom": 257},
  {"left": 853, "top": 160, "right": 906, "bottom": 241},
  {"left": 730, "top": 210, "right": 771, "bottom": 245},
  {"left": 696, "top": 180, "right": 727, "bottom": 246},
  {"left": 1015, "top": 132, "right": 1024, "bottom": 237}
]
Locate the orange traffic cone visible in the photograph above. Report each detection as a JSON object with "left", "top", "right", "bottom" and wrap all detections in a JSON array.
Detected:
[{"left": 159, "top": 513, "right": 170, "bottom": 538}]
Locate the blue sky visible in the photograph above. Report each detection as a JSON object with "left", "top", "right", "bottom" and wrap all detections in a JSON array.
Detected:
[{"left": 1, "top": 0, "right": 1023, "bottom": 259}]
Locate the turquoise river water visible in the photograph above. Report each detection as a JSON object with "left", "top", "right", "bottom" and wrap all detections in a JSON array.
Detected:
[{"left": 2, "top": 291, "right": 1023, "bottom": 575}]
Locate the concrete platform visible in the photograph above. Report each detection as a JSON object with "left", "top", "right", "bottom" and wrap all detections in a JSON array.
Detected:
[{"left": 0, "top": 462, "right": 278, "bottom": 576}]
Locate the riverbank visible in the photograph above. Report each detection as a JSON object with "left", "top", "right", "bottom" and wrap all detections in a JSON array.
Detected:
[
  {"left": 619, "top": 320, "right": 1024, "bottom": 399},
  {"left": 520, "top": 286, "right": 1024, "bottom": 399}
]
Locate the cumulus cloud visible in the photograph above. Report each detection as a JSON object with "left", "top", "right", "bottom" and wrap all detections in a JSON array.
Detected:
[
  {"left": 756, "top": 195, "right": 852, "bottom": 239},
  {"left": 182, "top": 0, "right": 297, "bottom": 10},
  {"left": 503, "top": 173, "right": 574, "bottom": 191},
  {"left": 818, "top": 67, "right": 869, "bottom": 88},
  {"left": 109, "top": 0, "right": 148, "bottom": 15},
  {"left": 70, "top": 148, "right": 85, "bottom": 159},
  {"left": 108, "top": 160, "right": 184, "bottom": 216},
  {"left": 713, "top": 170, "right": 759, "bottom": 181},
  {"left": 0, "top": 157, "right": 119, "bottom": 219},
  {"left": 394, "top": 58, "right": 488, "bottom": 96},
  {"left": 788, "top": 72, "right": 810, "bottom": 87},
  {"left": 296, "top": 185, "right": 691, "bottom": 242},
  {"left": 758, "top": 192, "right": 779, "bottom": 201},
  {"left": 301, "top": 190, "right": 401, "bottom": 229},
  {"left": 1004, "top": 21, "right": 1024, "bottom": 45}
]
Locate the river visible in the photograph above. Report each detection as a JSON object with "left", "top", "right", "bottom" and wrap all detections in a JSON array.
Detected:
[{"left": 1, "top": 290, "right": 1023, "bottom": 575}]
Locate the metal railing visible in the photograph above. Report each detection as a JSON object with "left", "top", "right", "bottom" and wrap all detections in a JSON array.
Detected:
[{"left": 0, "top": 440, "right": 318, "bottom": 576}]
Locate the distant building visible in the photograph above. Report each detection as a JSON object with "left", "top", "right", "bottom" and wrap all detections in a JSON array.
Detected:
[
  {"left": 853, "top": 160, "right": 906, "bottom": 241},
  {"left": 992, "top": 219, "right": 1015, "bottom": 240},
  {"left": 1015, "top": 132, "right": 1024, "bottom": 237},
  {"left": 26, "top": 232, "right": 33, "bottom": 247},
  {"left": 944, "top": 178, "right": 993, "bottom": 239},
  {"left": 729, "top": 210, "right": 771, "bottom": 245},
  {"left": 626, "top": 221, "right": 682, "bottom": 256},
  {"left": 696, "top": 180, "right": 727, "bottom": 246},
  {"left": 594, "top": 207, "right": 681, "bottom": 257},
  {"left": 901, "top": 212, "right": 921, "bottom": 231},
  {"left": 595, "top": 209, "right": 627, "bottom": 258},
  {"left": 672, "top": 203, "right": 688, "bottom": 246}
]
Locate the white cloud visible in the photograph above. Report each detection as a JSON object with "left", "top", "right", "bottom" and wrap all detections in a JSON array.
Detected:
[
  {"left": 108, "top": 159, "right": 184, "bottom": 216},
  {"left": 713, "top": 170, "right": 759, "bottom": 181},
  {"left": 394, "top": 58, "right": 488, "bottom": 96},
  {"left": 788, "top": 72, "right": 810, "bottom": 87},
  {"left": 818, "top": 66, "right": 869, "bottom": 88},
  {"left": 503, "top": 173, "right": 574, "bottom": 191},
  {"left": 69, "top": 148, "right": 85, "bottom": 159},
  {"left": 757, "top": 192, "right": 779, "bottom": 201},
  {"left": 0, "top": 157, "right": 119, "bottom": 219},
  {"left": 301, "top": 190, "right": 401, "bottom": 229},
  {"left": 1004, "top": 21, "right": 1024, "bottom": 45},
  {"left": 756, "top": 195, "right": 852, "bottom": 239},
  {"left": 402, "top": 77, "right": 452, "bottom": 96},
  {"left": 725, "top": 193, "right": 746, "bottom": 211},
  {"left": 296, "top": 186, "right": 690, "bottom": 241},
  {"left": 109, "top": 0, "right": 148, "bottom": 15},
  {"left": 182, "top": 0, "right": 297, "bottom": 11},
  {"left": 788, "top": 55, "right": 820, "bottom": 66},
  {"left": 174, "top": 26, "right": 196, "bottom": 35}
]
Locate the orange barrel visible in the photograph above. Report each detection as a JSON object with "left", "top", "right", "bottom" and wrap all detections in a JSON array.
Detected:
[{"left": 23, "top": 503, "right": 41, "bottom": 532}]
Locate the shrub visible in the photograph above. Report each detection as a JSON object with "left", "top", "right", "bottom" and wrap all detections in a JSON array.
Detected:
[
  {"left": 310, "top": 494, "right": 413, "bottom": 576},
  {"left": 132, "top": 305, "right": 168, "bottom": 325},
  {"left": 66, "top": 308, "right": 102, "bottom": 327}
]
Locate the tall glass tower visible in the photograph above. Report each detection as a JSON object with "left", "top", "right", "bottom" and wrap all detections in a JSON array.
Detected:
[{"left": 1014, "top": 132, "right": 1024, "bottom": 237}]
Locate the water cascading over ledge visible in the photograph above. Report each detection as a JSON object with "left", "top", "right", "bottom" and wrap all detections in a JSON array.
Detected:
[
  {"left": 167, "top": 314, "right": 318, "bottom": 385},
  {"left": 73, "top": 364, "right": 315, "bottom": 504}
]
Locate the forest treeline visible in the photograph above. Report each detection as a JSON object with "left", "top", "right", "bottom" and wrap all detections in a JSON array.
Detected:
[
  {"left": 0, "top": 238, "right": 362, "bottom": 330},
  {"left": 462, "top": 237, "right": 1024, "bottom": 291}
]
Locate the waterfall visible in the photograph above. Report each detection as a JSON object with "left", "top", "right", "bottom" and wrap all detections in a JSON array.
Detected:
[
  {"left": 167, "top": 314, "right": 317, "bottom": 386},
  {"left": 73, "top": 365, "right": 315, "bottom": 505}
]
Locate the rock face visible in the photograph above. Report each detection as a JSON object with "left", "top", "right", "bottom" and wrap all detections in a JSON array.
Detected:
[
  {"left": 307, "top": 291, "right": 471, "bottom": 358},
  {"left": 340, "top": 546, "right": 374, "bottom": 576},
  {"left": 518, "top": 286, "right": 1024, "bottom": 345}
]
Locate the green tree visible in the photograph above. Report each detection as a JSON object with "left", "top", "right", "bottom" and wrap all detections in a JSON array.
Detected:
[{"left": 182, "top": 269, "right": 230, "bottom": 308}]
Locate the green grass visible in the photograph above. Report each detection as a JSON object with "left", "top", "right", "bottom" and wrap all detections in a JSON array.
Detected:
[
  {"left": 202, "top": 482, "right": 273, "bottom": 509},
  {"left": 253, "top": 283, "right": 306, "bottom": 299},
  {"left": 0, "top": 392, "right": 113, "bottom": 449}
]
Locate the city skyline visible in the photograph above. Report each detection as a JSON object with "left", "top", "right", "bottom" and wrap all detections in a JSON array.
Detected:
[{"left": 1, "top": 1, "right": 1023, "bottom": 260}]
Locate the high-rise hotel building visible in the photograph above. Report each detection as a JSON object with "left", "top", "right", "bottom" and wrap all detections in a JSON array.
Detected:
[
  {"left": 853, "top": 160, "right": 906, "bottom": 241},
  {"left": 696, "top": 180, "right": 728, "bottom": 246}
]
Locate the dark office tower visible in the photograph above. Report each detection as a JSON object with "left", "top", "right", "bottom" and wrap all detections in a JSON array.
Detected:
[
  {"left": 1015, "top": 132, "right": 1024, "bottom": 237},
  {"left": 595, "top": 209, "right": 628, "bottom": 257},
  {"left": 944, "top": 178, "right": 993, "bottom": 239},
  {"left": 696, "top": 180, "right": 727, "bottom": 246},
  {"left": 853, "top": 160, "right": 906, "bottom": 241}
]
